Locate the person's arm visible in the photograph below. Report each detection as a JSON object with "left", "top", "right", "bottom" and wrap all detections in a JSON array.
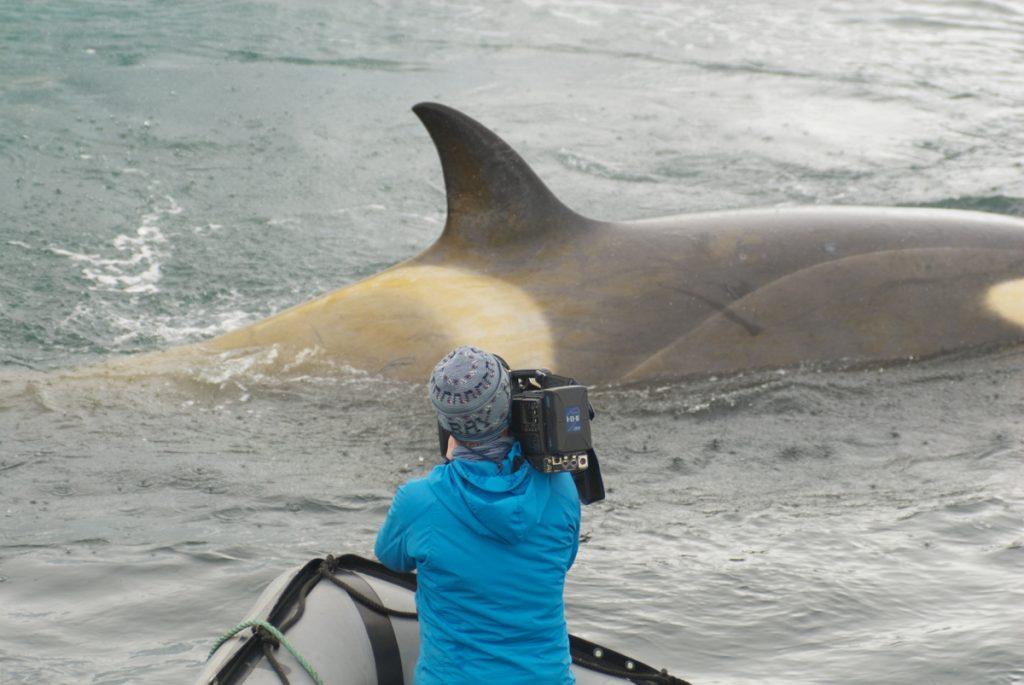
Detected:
[
  {"left": 374, "top": 485, "right": 418, "bottom": 572},
  {"left": 566, "top": 493, "right": 581, "bottom": 570}
]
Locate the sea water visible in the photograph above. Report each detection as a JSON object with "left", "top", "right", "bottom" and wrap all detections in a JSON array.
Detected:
[{"left": 1, "top": 1, "right": 1022, "bottom": 683}]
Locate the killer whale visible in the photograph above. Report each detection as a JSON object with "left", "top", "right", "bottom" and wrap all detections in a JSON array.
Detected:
[{"left": 172, "top": 103, "right": 1024, "bottom": 383}]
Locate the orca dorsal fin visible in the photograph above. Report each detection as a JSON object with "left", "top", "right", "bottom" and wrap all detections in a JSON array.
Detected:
[{"left": 413, "top": 103, "right": 588, "bottom": 249}]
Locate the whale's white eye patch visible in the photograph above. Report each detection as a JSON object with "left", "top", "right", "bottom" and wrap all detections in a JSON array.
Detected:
[{"left": 985, "top": 279, "right": 1024, "bottom": 329}]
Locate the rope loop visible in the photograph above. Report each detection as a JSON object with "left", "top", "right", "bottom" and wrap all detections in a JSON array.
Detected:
[{"left": 206, "top": 619, "right": 325, "bottom": 685}]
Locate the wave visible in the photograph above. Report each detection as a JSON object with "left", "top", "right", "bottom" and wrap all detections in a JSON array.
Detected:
[
  {"left": 225, "top": 49, "right": 424, "bottom": 72},
  {"left": 908, "top": 195, "right": 1024, "bottom": 217}
]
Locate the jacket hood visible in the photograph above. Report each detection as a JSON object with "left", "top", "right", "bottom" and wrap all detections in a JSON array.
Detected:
[{"left": 429, "top": 441, "right": 552, "bottom": 544}]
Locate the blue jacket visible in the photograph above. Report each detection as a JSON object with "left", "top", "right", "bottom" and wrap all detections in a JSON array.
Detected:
[{"left": 375, "top": 442, "right": 581, "bottom": 685}]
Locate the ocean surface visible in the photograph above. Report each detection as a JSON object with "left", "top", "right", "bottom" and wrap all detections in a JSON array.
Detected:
[{"left": 1, "top": 1, "right": 1023, "bottom": 683}]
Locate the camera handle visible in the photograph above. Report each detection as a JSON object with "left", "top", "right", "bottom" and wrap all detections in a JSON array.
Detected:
[
  {"left": 509, "top": 369, "right": 596, "bottom": 420},
  {"left": 574, "top": 449, "right": 605, "bottom": 505}
]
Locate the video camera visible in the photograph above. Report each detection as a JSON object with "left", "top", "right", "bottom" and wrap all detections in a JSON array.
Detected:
[{"left": 437, "top": 367, "right": 605, "bottom": 505}]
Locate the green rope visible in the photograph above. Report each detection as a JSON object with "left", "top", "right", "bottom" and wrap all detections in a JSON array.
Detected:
[{"left": 207, "top": 619, "right": 324, "bottom": 685}]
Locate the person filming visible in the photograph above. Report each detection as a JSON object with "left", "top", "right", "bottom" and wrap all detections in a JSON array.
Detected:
[{"left": 375, "top": 345, "right": 581, "bottom": 685}]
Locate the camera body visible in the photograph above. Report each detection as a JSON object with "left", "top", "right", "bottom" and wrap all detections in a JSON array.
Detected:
[
  {"left": 509, "top": 371, "right": 592, "bottom": 474},
  {"left": 437, "top": 367, "right": 605, "bottom": 504}
]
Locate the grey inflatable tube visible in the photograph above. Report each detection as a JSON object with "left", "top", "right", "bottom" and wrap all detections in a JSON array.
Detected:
[{"left": 197, "top": 554, "right": 690, "bottom": 685}]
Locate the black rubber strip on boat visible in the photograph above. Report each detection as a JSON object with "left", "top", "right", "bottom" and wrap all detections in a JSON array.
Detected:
[{"left": 338, "top": 570, "right": 405, "bottom": 685}]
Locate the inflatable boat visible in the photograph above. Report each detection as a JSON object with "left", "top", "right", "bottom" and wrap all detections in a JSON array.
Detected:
[{"left": 198, "top": 554, "right": 691, "bottom": 685}]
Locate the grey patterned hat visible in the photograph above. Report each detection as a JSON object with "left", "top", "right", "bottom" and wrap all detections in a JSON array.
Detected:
[{"left": 429, "top": 346, "right": 511, "bottom": 443}]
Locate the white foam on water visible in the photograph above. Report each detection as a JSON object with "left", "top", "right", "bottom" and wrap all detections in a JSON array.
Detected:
[
  {"left": 51, "top": 195, "right": 180, "bottom": 295},
  {"left": 266, "top": 217, "right": 300, "bottom": 227},
  {"left": 197, "top": 345, "right": 281, "bottom": 385},
  {"left": 47, "top": 194, "right": 271, "bottom": 350},
  {"left": 332, "top": 204, "right": 387, "bottom": 215},
  {"left": 109, "top": 308, "right": 256, "bottom": 346},
  {"left": 191, "top": 223, "right": 222, "bottom": 234},
  {"left": 398, "top": 211, "right": 440, "bottom": 224}
]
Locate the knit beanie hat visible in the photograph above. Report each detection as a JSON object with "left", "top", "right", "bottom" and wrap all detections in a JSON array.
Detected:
[{"left": 429, "top": 346, "right": 511, "bottom": 443}]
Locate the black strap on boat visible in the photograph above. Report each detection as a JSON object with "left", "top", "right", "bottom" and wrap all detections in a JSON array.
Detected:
[
  {"left": 320, "top": 559, "right": 417, "bottom": 619},
  {"left": 331, "top": 569, "right": 406, "bottom": 685}
]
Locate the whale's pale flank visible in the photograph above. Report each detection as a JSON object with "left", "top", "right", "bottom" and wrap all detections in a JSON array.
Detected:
[{"left": 125, "top": 103, "right": 1024, "bottom": 384}]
